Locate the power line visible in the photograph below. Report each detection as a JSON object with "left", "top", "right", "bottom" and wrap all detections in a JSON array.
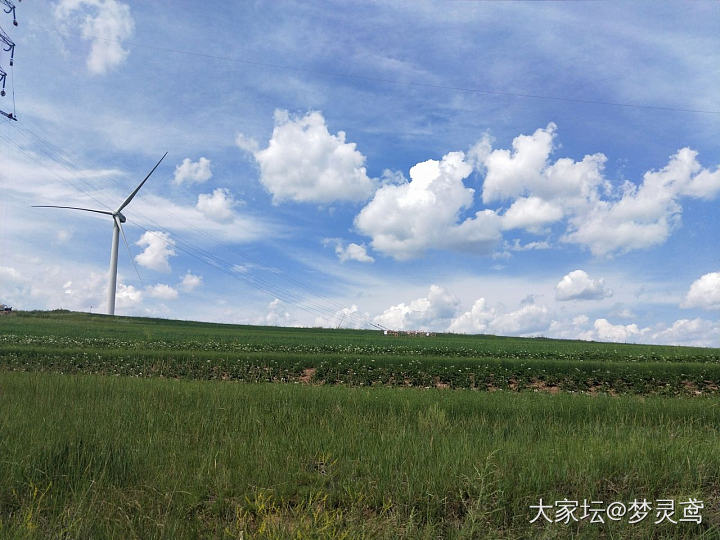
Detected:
[
  {"left": 7, "top": 121, "right": 378, "bottom": 328},
  {"left": 3, "top": 122, "right": 385, "bottom": 329},
  {"left": 76, "top": 32, "right": 720, "bottom": 116}
]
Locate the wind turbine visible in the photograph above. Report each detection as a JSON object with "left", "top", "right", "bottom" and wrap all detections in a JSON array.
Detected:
[{"left": 33, "top": 153, "right": 167, "bottom": 316}]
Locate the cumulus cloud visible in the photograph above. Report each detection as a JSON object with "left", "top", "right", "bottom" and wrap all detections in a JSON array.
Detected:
[
  {"left": 564, "top": 148, "right": 720, "bottom": 255},
  {"left": 116, "top": 283, "right": 142, "bottom": 308},
  {"left": 449, "top": 298, "right": 550, "bottom": 336},
  {"left": 555, "top": 270, "right": 612, "bottom": 301},
  {"left": 145, "top": 283, "right": 178, "bottom": 300},
  {"left": 591, "top": 318, "right": 647, "bottom": 343},
  {"left": 682, "top": 272, "right": 720, "bottom": 310},
  {"left": 355, "top": 151, "right": 502, "bottom": 260},
  {"left": 482, "top": 124, "right": 608, "bottom": 207},
  {"left": 491, "top": 303, "right": 551, "bottom": 335},
  {"left": 475, "top": 124, "right": 720, "bottom": 256},
  {"left": 652, "top": 318, "right": 720, "bottom": 347},
  {"left": 180, "top": 272, "right": 202, "bottom": 292},
  {"left": 55, "top": 0, "right": 135, "bottom": 75},
  {"left": 374, "top": 285, "right": 460, "bottom": 330},
  {"left": 242, "top": 110, "right": 376, "bottom": 204},
  {"left": 196, "top": 188, "right": 238, "bottom": 223},
  {"left": 314, "top": 304, "right": 371, "bottom": 330},
  {"left": 501, "top": 196, "right": 563, "bottom": 232},
  {"left": 550, "top": 313, "right": 720, "bottom": 347},
  {"left": 135, "top": 231, "right": 176, "bottom": 272},
  {"left": 334, "top": 242, "right": 374, "bottom": 263},
  {"left": 173, "top": 157, "right": 212, "bottom": 185},
  {"left": 548, "top": 315, "right": 648, "bottom": 344},
  {"left": 482, "top": 124, "right": 557, "bottom": 203},
  {"left": 447, "top": 298, "right": 497, "bottom": 334}
]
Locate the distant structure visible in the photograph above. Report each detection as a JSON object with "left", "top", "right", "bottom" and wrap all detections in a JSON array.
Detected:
[
  {"left": 383, "top": 330, "right": 435, "bottom": 337},
  {"left": 0, "top": 0, "right": 19, "bottom": 120},
  {"left": 33, "top": 153, "right": 168, "bottom": 316},
  {"left": 0, "top": 303, "right": 13, "bottom": 313}
]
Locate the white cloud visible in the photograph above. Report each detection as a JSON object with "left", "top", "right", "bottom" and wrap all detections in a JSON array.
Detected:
[
  {"left": 146, "top": 283, "right": 178, "bottom": 300},
  {"left": 467, "top": 134, "right": 493, "bottom": 171},
  {"left": 564, "top": 148, "right": 720, "bottom": 256},
  {"left": 335, "top": 242, "right": 374, "bottom": 263},
  {"left": 0, "top": 259, "right": 145, "bottom": 314},
  {"left": 547, "top": 315, "right": 592, "bottom": 341},
  {"left": 180, "top": 272, "right": 202, "bottom": 292},
  {"left": 115, "top": 283, "right": 142, "bottom": 308},
  {"left": 506, "top": 239, "right": 551, "bottom": 251},
  {"left": 246, "top": 110, "right": 376, "bottom": 204},
  {"left": 55, "top": 0, "right": 135, "bottom": 75},
  {"left": 314, "top": 304, "right": 371, "bottom": 330},
  {"left": 482, "top": 124, "right": 608, "bottom": 207},
  {"left": 682, "top": 272, "right": 720, "bottom": 310},
  {"left": 592, "top": 318, "right": 647, "bottom": 343},
  {"left": 490, "top": 303, "right": 550, "bottom": 335},
  {"left": 173, "top": 157, "right": 212, "bottom": 185},
  {"left": 447, "top": 298, "right": 496, "bottom": 334},
  {"left": 196, "top": 188, "right": 238, "bottom": 223},
  {"left": 355, "top": 151, "right": 502, "bottom": 260},
  {"left": 555, "top": 270, "right": 612, "bottom": 301},
  {"left": 477, "top": 125, "right": 720, "bottom": 257},
  {"left": 652, "top": 318, "right": 720, "bottom": 347},
  {"left": 482, "top": 124, "right": 556, "bottom": 203},
  {"left": 501, "top": 196, "right": 563, "bottom": 232},
  {"left": 135, "top": 231, "right": 176, "bottom": 272},
  {"left": 264, "top": 298, "right": 292, "bottom": 326},
  {"left": 374, "top": 285, "right": 460, "bottom": 330},
  {"left": 449, "top": 298, "right": 550, "bottom": 336},
  {"left": 0, "top": 265, "right": 24, "bottom": 284},
  {"left": 235, "top": 133, "right": 259, "bottom": 154}
]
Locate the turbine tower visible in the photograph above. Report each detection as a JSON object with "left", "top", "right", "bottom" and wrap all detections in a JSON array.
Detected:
[{"left": 34, "top": 153, "right": 167, "bottom": 315}]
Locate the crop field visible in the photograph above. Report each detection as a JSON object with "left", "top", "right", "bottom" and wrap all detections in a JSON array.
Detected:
[
  {"left": 2, "top": 310, "right": 720, "bottom": 538},
  {"left": 3, "top": 310, "right": 720, "bottom": 396}
]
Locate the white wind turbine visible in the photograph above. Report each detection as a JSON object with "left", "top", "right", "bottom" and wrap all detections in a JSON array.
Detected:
[{"left": 33, "top": 153, "right": 167, "bottom": 315}]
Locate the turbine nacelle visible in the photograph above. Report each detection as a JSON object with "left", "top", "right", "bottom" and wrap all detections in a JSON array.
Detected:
[{"left": 115, "top": 212, "right": 127, "bottom": 223}]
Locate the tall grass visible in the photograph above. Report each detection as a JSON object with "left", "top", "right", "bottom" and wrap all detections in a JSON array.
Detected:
[{"left": 1, "top": 371, "right": 719, "bottom": 538}]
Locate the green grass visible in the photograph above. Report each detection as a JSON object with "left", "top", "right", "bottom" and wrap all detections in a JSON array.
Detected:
[
  {"left": 1, "top": 371, "right": 720, "bottom": 538},
  {"left": 2, "top": 310, "right": 720, "bottom": 537}
]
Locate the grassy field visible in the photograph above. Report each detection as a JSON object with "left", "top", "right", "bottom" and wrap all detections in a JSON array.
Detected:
[{"left": 2, "top": 310, "right": 720, "bottom": 538}]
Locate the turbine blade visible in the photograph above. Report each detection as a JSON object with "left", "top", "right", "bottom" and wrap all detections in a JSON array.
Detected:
[
  {"left": 116, "top": 152, "right": 168, "bottom": 213},
  {"left": 115, "top": 216, "right": 144, "bottom": 284},
  {"left": 32, "top": 205, "right": 114, "bottom": 216}
]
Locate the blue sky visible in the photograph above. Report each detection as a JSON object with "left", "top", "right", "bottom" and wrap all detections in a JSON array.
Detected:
[{"left": 1, "top": 1, "right": 719, "bottom": 345}]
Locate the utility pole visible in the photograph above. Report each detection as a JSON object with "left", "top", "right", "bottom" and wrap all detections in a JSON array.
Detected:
[{"left": 0, "top": 0, "right": 19, "bottom": 121}]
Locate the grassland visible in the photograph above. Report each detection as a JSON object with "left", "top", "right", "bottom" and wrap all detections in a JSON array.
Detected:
[{"left": 2, "top": 310, "right": 720, "bottom": 538}]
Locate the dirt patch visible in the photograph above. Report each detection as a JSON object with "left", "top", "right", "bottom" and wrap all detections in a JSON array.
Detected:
[
  {"left": 434, "top": 379, "right": 450, "bottom": 390},
  {"left": 299, "top": 368, "right": 316, "bottom": 384},
  {"left": 529, "top": 379, "right": 560, "bottom": 395},
  {"left": 682, "top": 380, "right": 703, "bottom": 396}
]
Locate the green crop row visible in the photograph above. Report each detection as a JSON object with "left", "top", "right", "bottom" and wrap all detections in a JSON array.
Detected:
[
  {"left": 3, "top": 310, "right": 720, "bottom": 364},
  {"left": 3, "top": 344, "right": 720, "bottom": 396}
]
